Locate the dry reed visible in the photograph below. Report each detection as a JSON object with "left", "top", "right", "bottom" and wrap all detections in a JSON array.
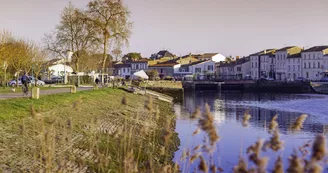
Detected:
[
  {"left": 268, "top": 114, "right": 278, "bottom": 134},
  {"left": 242, "top": 110, "right": 251, "bottom": 127},
  {"left": 198, "top": 104, "right": 219, "bottom": 145},
  {"left": 292, "top": 114, "right": 308, "bottom": 132}
]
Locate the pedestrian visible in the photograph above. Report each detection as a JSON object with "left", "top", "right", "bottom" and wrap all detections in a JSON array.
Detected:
[{"left": 95, "top": 78, "right": 100, "bottom": 85}]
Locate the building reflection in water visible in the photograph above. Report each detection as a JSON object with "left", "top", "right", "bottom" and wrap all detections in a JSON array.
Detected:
[{"left": 180, "top": 91, "right": 324, "bottom": 134}]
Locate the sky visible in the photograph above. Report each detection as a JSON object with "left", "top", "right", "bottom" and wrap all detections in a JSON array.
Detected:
[{"left": 1, "top": 0, "right": 328, "bottom": 58}]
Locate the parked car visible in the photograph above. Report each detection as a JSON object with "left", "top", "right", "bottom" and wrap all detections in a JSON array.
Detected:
[
  {"left": 266, "top": 77, "right": 275, "bottom": 81},
  {"left": 295, "top": 77, "right": 307, "bottom": 82},
  {"left": 8, "top": 79, "right": 22, "bottom": 87},
  {"left": 320, "top": 77, "right": 328, "bottom": 82},
  {"left": 244, "top": 75, "right": 252, "bottom": 80},
  {"left": 8, "top": 77, "right": 45, "bottom": 87}
]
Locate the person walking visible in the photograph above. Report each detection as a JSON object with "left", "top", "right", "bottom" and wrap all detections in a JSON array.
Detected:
[{"left": 95, "top": 78, "right": 100, "bottom": 85}]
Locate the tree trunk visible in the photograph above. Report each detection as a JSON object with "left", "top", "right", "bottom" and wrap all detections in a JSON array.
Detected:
[
  {"left": 101, "top": 36, "right": 108, "bottom": 84},
  {"left": 75, "top": 60, "right": 80, "bottom": 86}
]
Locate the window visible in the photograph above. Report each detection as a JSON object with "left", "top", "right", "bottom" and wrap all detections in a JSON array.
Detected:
[
  {"left": 128, "top": 69, "right": 130, "bottom": 72},
  {"left": 208, "top": 65, "right": 213, "bottom": 71},
  {"left": 288, "top": 65, "right": 290, "bottom": 71},
  {"left": 123, "top": 68, "right": 126, "bottom": 73},
  {"left": 237, "top": 67, "right": 241, "bottom": 72},
  {"left": 304, "top": 62, "right": 306, "bottom": 68},
  {"left": 313, "top": 62, "right": 315, "bottom": 69},
  {"left": 195, "top": 68, "right": 201, "bottom": 73},
  {"left": 298, "top": 65, "right": 300, "bottom": 71},
  {"left": 306, "top": 72, "right": 309, "bottom": 78},
  {"left": 252, "top": 62, "right": 254, "bottom": 68},
  {"left": 136, "top": 64, "right": 139, "bottom": 69},
  {"left": 293, "top": 65, "right": 295, "bottom": 71},
  {"left": 308, "top": 62, "right": 311, "bottom": 68},
  {"left": 255, "top": 62, "right": 258, "bottom": 68},
  {"left": 318, "top": 62, "right": 321, "bottom": 68},
  {"left": 298, "top": 59, "right": 300, "bottom": 63},
  {"left": 160, "top": 68, "right": 163, "bottom": 73}
]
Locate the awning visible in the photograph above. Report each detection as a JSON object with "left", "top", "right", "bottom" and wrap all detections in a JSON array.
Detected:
[{"left": 133, "top": 70, "right": 149, "bottom": 79}]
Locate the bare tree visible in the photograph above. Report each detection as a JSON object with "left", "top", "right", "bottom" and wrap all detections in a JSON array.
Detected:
[
  {"left": 0, "top": 31, "right": 14, "bottom": 87},
  {"left": 32, "top": 48, "right": 49, "bottom": 85},
  {"left": 112, "top": 48, "right": 122, "bottom": 61},
  {"left": 86, "top": 0, "right": 132, "bottom": 82},
  {"left": 44, "top": 2, "right": 99, "bottom": 74}
]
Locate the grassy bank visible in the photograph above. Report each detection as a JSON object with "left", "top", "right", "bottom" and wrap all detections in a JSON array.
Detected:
[{"left": 0, "top": 88, "right": 179, "bottom": 172}]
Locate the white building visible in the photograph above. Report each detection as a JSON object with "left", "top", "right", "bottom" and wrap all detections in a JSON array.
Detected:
[
  {"left": 301, "top": 46, "right": 328, "bottom": 80},
  {"left": 259, "top": 52, "right": 276, "bottom": 78},
  {"left": 187, "top": 60, "right": 216, "bottom": 74},
  {"left": 195, "top": 53, "right": 226, "bottom": 63},
  {"left": 286, "top": 53, "right": 302, "bottom": 81},
  {"left": 275, "top": 46, "right": 303, "bottom": 80},
  {"left": 234, "top": 57, "right": 251, "bottom": 80},
  {"left": 250, "top": 49, "right": 275, "bottom": 80},
  {"left": 126, "top": 58, "right": 149, "bottom": 74}
]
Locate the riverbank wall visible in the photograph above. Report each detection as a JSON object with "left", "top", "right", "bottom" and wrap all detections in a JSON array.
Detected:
[
  {"left": 146, "top": 87, "right": 184, "bottom": 102},
  {"left": 183, "top": 81, "right": 314, "bottom": 93}
]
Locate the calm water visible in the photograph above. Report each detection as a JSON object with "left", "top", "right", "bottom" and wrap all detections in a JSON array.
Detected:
[{"left": 173, "top": 91, "right": 328, "bottom": 172}]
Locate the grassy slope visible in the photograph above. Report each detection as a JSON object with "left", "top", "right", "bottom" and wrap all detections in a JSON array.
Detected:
[{"left": 0, "top": 88, "right": 179, "bottom": 172}]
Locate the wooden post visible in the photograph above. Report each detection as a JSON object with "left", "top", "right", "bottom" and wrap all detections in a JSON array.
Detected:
[
  {"left": 31, "top": 87, "right": 40, "bottom": 99},
  {"left": 94, "top": 84, "right": 99, "bottom": 90},
  {"left": 70, "top": 85, "right": 77, "bottom": 93}
]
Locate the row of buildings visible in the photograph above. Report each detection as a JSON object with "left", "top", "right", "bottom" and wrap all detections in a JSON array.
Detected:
[
  {"left": 113, "top": 51, "right": 225, "bottom": 79},
  {"left": 217, "top": 46, "right": 328, "bottom": 81},
  {"left": 48, "top": 46, "right": 327, "bottom": 81}
]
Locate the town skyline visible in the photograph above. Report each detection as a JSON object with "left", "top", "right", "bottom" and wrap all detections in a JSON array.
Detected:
[{"left": 1, "top": 0, "right": 328, "bottom": 57}]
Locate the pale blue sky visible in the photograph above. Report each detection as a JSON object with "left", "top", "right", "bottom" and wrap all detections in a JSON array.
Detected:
[{"left": 1, "top": 0, "right": 328, "bottom": 57}]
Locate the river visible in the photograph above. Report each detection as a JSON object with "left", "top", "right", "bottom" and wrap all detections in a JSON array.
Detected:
[{"left": 173, "top": 91, "right": 328, "bottom": 172}]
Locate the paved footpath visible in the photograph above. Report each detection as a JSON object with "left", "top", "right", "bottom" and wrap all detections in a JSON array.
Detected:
[{"left": 0, "top": 87, "right": 94, "bottom": 100}]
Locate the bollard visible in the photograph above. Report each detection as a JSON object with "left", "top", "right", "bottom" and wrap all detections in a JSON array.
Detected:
[
  {"left": 70, "top": 85, "right": 77, "bottom": 93},
  {"left": 31, "top": 87, "right": 40, "bottom": 99},
  {"left": 93, "top": 84, "right": 99, "bottom": 90}
]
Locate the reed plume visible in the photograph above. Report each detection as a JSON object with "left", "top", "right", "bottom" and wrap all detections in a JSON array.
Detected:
[
  {"left": 121, "top": 94, "right": 127, "bottom": 105},
  {"left": 233, "top": 156, "right": 248, "bottom": 173},
  {"left": 191, "top": 106, "right": 201, "bottom": 120},
  {"left": 190, "top": 152, "right": 201, "bottom": 163},
  {"left": 144, "top": 96, "right": 153, "bottom": 111},
  {"left": 198, "top": 156, "right": 208, "bottom": 173},
  {"left": 311, "top": 134, "right": 326, "bottom": 161},
  {"left": 286, "top": 151, "right": 304, "bottom": 173},
  {"left": 242, "top": 110, "right": 251, "bottom": 127},
  {"left": 263, "top": 129, "right": 284, "bottom": 152},
  {"left": 192, "top": 127, "right": 200, "bottom": 136},
  {"left": 268, "top": 114, "right": 278, "bottom": 134},
  {"left": 292, "top": 114, "right": 308, "bottom": 132},
  {"left": 273, "top": 156, "right": 284, "bottom": 173},
  {"left": 198, "top": 104, "right": 219, "bottom": 145}
]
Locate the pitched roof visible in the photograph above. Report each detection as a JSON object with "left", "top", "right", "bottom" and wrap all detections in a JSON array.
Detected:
[
  {"left": 149, "top": 63, "right": 178, "bottom": 67},
  {"left": 181, "top": 60, "right": 211, "bottom": 67},
  {"left": 235, "top": 56, "right": 250, "bottom": 64},
  {"left": 157, "top": 50, "right": 174, "bottom": 57},
  {"left": 195, "top": 53, "right": 218, "bottom": 59},
  {"left": 302, "top": 46, "right": 328, "bottom": 52},
  {"left": 250, "top": 49, "right": 275, "bottom": 56},
  {"left": 126, "top": 58, "right": 148, "bottom": 63},
  {"left": 276, "top": 46, "right": 297, "bottom": 52},
  {"left": 287, "top": 53, "right": 301, "bottom": 59}
]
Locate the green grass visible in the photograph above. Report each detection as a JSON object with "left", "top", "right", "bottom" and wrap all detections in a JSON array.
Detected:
[{"left": 0, "top": 88, "right": 179, "bottom": 172}]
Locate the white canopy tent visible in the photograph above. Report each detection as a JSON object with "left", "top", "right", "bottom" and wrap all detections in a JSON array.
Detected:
[
  {"left": 48, "top": 64, "right": 74, "bottom": 77},
  {"left": 133, "top": 70, "right": 149, "bottom": 80}
]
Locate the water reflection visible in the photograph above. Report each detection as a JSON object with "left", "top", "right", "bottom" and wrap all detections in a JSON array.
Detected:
[{"left": 173, "top": 91, "right": 328, "bottom": 171}]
